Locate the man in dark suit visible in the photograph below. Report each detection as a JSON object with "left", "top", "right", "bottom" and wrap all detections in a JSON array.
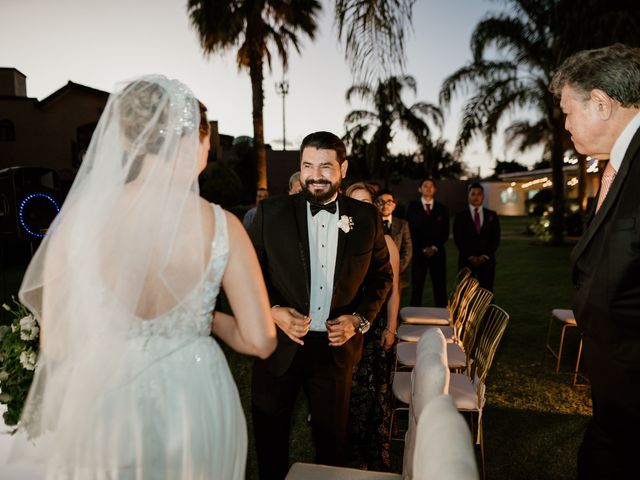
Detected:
[
  {"left": 551, "top": 44, "right": 640, "bottom": 479},
  {"left": 452, "top": 183, "right": 500, "bottom": 291},
  {"left": 376, "top": 188, "right": 412, "bottom": 288},
  {"left": 406, "top": 178, "right": 449, "bottom": 307},
  {"left": 248, "top": 131, "right": 393, "bottom": 480}
]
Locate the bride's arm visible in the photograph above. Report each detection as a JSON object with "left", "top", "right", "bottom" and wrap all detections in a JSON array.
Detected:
[{"left": 215, "top": 211, "right": 276, "bottom": 359}]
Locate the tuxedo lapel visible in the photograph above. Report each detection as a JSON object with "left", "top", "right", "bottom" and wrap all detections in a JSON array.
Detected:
[
  {"left": 572, "top": 126, "right": 640, "bottom": 263},
  {"left": 480, "top": 208, "right": 492, "bottom": 235},
  {"left": 465, "top": 209, "right": 475, "bottom": 234},
  {"left": 294, "top": 195, "right": 311, "bottom": 293},
  {"left": 332, "top": 195, "right": 349, "bottom": 303}
]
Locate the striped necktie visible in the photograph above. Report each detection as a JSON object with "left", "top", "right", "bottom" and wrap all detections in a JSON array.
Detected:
[{"left": 596, "top": 162, "right": 617, "bottom": 213}]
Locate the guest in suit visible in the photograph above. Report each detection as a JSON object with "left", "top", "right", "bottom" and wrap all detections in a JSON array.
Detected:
[
  {"left": 248, "top": 132, "right": 393, "bottom": 480},
  {"left": 453, "top": 183, "right": 500, "bottom": 291},
  {"left": 550, "top": 44, "right": 640, "bottom": 479},
  {"left": 406, "top": 178, "right": 449, "bottom": 307},
  {"left": 376, "top": 188, "right": 412, "bottom": 289}
]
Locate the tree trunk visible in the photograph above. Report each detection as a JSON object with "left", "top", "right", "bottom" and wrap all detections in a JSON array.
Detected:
[
  {"left": 249, "top": 51, "right": 267, "bottom": 190},
  {"left": 549, "top": 110, "right": 566, "bottom": 245}
]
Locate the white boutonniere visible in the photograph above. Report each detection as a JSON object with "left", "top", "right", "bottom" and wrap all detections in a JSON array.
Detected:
[{"left": 337, "top": 215, "right": 354, "bottom": 233}]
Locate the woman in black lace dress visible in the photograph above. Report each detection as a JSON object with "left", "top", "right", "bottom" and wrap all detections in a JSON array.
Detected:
[{"left": 345, "top": 182, "right": 400, "bottom": 470}]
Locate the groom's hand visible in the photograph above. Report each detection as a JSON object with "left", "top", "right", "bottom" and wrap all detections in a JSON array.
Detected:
[
  {"left": 272, "top": 306, "right": 310, "bottom": 345},
  {"left": 326, "top": 315, "right": 358, "bottom": 347}
]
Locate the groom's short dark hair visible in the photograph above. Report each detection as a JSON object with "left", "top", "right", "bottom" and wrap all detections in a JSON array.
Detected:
[{"left": 300, "top": 131, "right": 347, "bottom": 164}]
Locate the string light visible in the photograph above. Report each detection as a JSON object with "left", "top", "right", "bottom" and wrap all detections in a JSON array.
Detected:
[
  {"left": 521, "top": 177, "right": 549, "bottom": 189},
  {"left": 18, "top": 193, "right": 61, "bottom": 238}
]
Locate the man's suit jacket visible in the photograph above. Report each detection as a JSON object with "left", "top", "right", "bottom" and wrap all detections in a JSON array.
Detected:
[
  {"left": 248, "top": 193, "right": 393, "bottom": 376},
  {"left": 453, "top": 207, "right": 500, "bottom": 265},
  {"left": 406, "top": 200, "right": 449, "bottom": 257},
  {"left": 571, "top": 125, "right": 640, "bottom": 375},
  {"left": 388, "top": 216, "right": 412, "bottom": 273}
]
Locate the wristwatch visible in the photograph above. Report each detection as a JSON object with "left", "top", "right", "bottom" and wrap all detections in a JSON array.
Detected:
[{"left": 353, "top": 312, "right": 370, "bottom": 334}]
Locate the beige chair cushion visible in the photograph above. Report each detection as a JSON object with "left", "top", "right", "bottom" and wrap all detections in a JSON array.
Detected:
[
  {"left": 285, "top": 462, "right": 402, "bottom": 479},
  {"left": 396, "top": 341, "right": 417, "bottom": 367},
  {"left": 447, "top": 343, "right": 467, "bottom": 370},
  {"left": 448, "top": 373, "right": 480, "bottom": 411},
  {"left": 397, "top": 324, "right": 454, "bottom": 343},
  {"left": 396, "top": 342, "right": 468, "bottom": 370},
  {"left": 400, "top": 306, "right": 450, "bottom": 325},
  {"left": 392, "top": 371, "right": 412, "bottom": 404},
  {"left": 551, "top": 308, "right": 576, "bottom": 325}
]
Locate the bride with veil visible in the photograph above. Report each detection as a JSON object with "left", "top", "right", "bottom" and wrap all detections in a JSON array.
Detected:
[{"left": 10, "top": 76, "right": 276, "bottom": 479}]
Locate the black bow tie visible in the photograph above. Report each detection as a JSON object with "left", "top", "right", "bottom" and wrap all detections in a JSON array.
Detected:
[{"left": 310, "top": 200, "right": 337, "bottom": 216}]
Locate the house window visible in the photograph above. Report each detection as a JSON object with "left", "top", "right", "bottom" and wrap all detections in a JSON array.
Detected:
[
  {"left": 0, "top": 120, "right": 15, "bottom": 141},
  {"left": 500, "top": 187, "right": 518, "bottom": 204}
]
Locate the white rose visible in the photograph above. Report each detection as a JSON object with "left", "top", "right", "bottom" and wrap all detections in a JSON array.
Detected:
[
  {"left": 0, "top": 370, "right": 9, "bottom": 381},
  {"left": 19, "top": 315, "right": 39, "bottom": 341},
  {"left": 20, "top": 315, "right": 36, "bottom": 330},
  {"left": 20, "top": 349, "right": 37, "bottom": 371}
]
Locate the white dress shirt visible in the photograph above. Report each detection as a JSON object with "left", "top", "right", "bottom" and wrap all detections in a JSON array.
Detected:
[
  {"left": 307, "top": 199, "right": 339, "bottom": 331},
  {"left": 420, "top": 198, "right": 434, "bottom": 211},
  {"left": 610, "top": 112, "right": 640, "bottom": 172}
]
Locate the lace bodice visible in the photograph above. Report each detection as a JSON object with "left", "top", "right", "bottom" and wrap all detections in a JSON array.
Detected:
[{"left": 127, "top": 204, "right": 228, "bottom": 338}]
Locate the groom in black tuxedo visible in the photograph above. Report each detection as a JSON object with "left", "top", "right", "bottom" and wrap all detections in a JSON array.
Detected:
[{"left": 248, "top": 131, "right": 393, "bottom": 480}]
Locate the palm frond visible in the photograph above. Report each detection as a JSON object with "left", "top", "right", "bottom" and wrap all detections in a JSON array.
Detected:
[
  {"left": 439, "top": 60, "right": 518, "bottom": 106},
  {"left": 410, "top": 102, "right": 444, "bottom": 130},
  {"left": 344, "top": 109, "right": 378, "bottom": 126},
  {"left": 334, "top": 0, "right": 415, "bottom": 83},
  {"left": 504, "top": 119, "right": 551, "bottom": 153},
  {"left": 346, "top": 84, "right": 374, "bottom": 103}
]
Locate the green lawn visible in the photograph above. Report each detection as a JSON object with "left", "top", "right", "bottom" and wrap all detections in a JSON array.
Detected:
[{"left": 225, "top": 216, "right": 591, "bottom": 479}]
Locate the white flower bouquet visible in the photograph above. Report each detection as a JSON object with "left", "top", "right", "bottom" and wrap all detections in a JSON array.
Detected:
[{"left": 0, "top": 296, "right": 39, "bottom": 427}]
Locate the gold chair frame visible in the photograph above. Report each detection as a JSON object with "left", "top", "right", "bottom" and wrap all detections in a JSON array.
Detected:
[{"left": 450, "top": 304, "right": 509, "bottom": 480}]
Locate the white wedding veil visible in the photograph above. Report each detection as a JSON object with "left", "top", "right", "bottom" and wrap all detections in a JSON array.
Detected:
[{"left": 12, "top": 75, "right": 210, "bottom": 469}]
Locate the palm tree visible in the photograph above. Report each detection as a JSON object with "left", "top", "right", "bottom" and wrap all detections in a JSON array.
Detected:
[
  {"left": 188, "top": 0, "right": 320, "bottom": 190},
  {"left": 440, "top": 0, "right": 640, "bottom": 244},
  {"left": 344, "top": 75, "right": 443, "bottom": 181},
  {"left": 334, "top": 0, "right": 415, "bottom": 83}
]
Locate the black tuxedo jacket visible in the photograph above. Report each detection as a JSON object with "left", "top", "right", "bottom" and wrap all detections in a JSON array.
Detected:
[
  {"left": 406, "top": 200, "right": 449, "bottom": 256},
  {"left": 453, "top": 207, "right": 500, "bottom": 265},
  {"left": 248, "top": 193, "right": 393, "bottom": 375},
  {"left": 388, "top": 216, "right": 412, "bottom": 273},
  {"left": 571, "top": 125, "right": 640, "bottom": 373}
]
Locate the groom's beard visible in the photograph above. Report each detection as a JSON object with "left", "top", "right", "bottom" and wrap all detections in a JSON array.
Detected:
[{"left": 302, "top": 178, "right": 341, "bottom": 204}]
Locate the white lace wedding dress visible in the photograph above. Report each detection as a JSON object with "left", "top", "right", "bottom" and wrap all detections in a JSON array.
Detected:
[{"left": 45, "top": 204, "right": 247, "bottom": 479}]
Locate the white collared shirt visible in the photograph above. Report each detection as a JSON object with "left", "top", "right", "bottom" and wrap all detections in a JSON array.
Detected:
[
  {"left": 610, "top": 112, "right": 640, "bottom": 172},
  {"left": 469, "top": 205, "right": 484, "bottom": 227},
  {"left": 382, "top": 215, "right": 392, "bottom": 224},
  {"left": 307, "top": 199, "right": 339, "bottom": 331},
  {"left": 420, "top": 198, "right": 434, "bottom": 211}
]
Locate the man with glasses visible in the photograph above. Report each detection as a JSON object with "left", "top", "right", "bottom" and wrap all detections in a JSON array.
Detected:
[{"left": 376, "top": 189, "right": 412, "bottom": 289}]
